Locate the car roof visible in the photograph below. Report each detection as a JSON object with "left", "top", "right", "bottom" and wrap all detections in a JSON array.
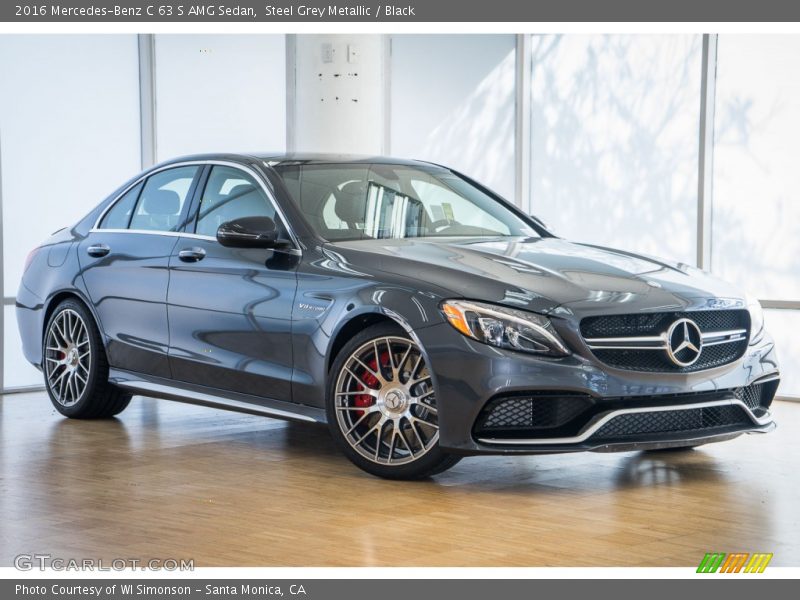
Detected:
[{"left": 157, "top": 152, "right": 442, "bottom": 169}]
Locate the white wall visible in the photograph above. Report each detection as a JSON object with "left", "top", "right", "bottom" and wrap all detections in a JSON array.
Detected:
[
  {"left": 712, "top": 35, "right": 800, "bottom": 398},
  {"left": 712, "top": 36, "right": 800, "bottom": 300},
  {"left": 390, "top": 35, "right": 516, "bottom": 201},
  {"left": 3, "top": 305, "right": 39, "bottom": 388},
  {"left": 154, "top": 34, "right": 286, "bottom": 160},
  {"left": 529, "top": 35, "right": 702, "bottom": 266},
  {"left": 0, "top": 35, "right": 142, "bottom": 389},
  {"left": 293, "top": 34, "right": 386, "bottom": 155}
]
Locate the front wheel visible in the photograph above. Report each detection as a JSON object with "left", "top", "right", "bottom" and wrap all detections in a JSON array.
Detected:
[{"left": 327, "top": 323, "right": 461, "bottom": 479}]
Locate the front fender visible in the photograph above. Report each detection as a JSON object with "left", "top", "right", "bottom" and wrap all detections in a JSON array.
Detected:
[{"left": 290, "top": 251, "right": 448, "bottom": 408}]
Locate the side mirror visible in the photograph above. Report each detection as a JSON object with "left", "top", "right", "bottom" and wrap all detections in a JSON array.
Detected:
[
  {"left": 217, "top": 216, "right": 284, "bottom": 249},
  {"left": 529, "top": 214, "right": 550, "bottom": 231}
]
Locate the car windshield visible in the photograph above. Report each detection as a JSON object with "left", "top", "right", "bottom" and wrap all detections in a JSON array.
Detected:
[{"left": 273, "top": 163, "right": 538, "bottom": 242}]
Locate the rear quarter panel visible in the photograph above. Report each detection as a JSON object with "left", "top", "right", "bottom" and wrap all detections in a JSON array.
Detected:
[{"left": 16, "top": 227, "right": 97, "bottom": 367}]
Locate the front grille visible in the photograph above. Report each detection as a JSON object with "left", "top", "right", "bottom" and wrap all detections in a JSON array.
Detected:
[
  {"left": 581, "top": 309, "right": 750, "bottom": 373},
  {"left": 592, "top": 405, "right": 752, "bottom": 440},
  {"left": 581, "top": 310, "right": 749, "bottom": 338},
  {"left": 592, "top": 340, "right": 747, "bottom": 373},
  {"left": 474, "top": 393, "right": 593, "bottom": 438}
]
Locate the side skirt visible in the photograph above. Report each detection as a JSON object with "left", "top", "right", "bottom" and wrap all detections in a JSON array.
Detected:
[{"left": 108, "top": 368, "right": 327, "bottom": 424}]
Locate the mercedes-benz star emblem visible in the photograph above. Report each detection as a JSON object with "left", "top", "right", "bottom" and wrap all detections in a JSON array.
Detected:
[{"left": 665, "top": 318, "right": 703, "bottom": 367}]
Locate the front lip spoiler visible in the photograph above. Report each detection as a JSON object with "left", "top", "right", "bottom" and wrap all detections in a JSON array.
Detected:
[
  {"left": 588, "top": 425, "right": 775, "bottom": 453},
  {"left": 475, "top": 397, "right": 772, "bottom": 447}
]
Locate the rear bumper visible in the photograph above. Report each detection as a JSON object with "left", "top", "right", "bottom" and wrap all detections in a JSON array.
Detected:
[
  {"left": 414, "top": 322, "right": 780, "bottom": 455},
  {"left": 15, "top": 282, "right": 45, "bottom": 368}
]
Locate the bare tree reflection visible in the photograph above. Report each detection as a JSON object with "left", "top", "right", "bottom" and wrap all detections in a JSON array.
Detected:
[{"left": 529, "top": 34, "right": 702, "bottom": 265}]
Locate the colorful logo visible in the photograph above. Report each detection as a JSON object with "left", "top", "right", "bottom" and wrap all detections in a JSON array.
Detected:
[{"left": 697, "top": 552, "right": 773, "bottom": 573}]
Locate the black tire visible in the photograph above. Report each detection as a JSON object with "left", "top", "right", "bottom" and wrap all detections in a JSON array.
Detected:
[
  {"left": 326, "top": 322, "right": 461, "bottom": 480},
  {"left": 43, "top": 299, "right": 131, "bottom": 419}
]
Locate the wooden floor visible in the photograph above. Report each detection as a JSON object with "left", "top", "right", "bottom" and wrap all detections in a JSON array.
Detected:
[{"left": 1, "top": 391, "right": 798, "bottom": 567}]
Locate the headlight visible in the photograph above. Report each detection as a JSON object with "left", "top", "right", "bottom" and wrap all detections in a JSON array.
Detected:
[
  {"left": 441, "top": 300, "right": 570, "bottom": 356},
  {"left": 747, "top": 295, "right": 765, "bottom": 345}
]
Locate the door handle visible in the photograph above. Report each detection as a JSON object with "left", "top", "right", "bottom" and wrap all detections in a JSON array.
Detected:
[
  {"left": 86, "top": 244, "right": 110, "bottom": 257},
  {"left": 178, "top": 247, "right": 206, "bottom": 263}
]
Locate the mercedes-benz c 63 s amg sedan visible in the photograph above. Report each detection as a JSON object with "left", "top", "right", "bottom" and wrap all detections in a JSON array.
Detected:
[{"left": 17, "top": 154, "right": 780, "bottom": 479}]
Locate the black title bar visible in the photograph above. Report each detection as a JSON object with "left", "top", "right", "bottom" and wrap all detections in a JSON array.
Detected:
[{"left": 4, "top": 0, "right": 800, "bottom": 22}]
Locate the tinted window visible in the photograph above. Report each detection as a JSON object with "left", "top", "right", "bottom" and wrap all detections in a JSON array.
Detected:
[
  {"left": 99, "top": 182, "right": 142, "bottom": 229},
  {"left": 195, "top": 166, "right": 277, "bottom": 237},
  {"left": 274, "top": 164, "right": 536, "bottom": 242},
  {"left": 129, "top": 166, "right": 199, "bottom": 232}
]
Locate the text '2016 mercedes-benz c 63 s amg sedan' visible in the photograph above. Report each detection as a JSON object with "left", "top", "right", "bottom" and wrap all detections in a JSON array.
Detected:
[{"left": 17, "top": 154, "right": 780, "bottom": 479}]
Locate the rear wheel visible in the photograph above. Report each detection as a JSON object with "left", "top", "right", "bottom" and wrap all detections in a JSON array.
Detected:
[
  {"left": 327, "top": 323, "right": 461, "bottom": 479},
  {"left": 43, "top": 299, "right": 131, "bottom": 418}
]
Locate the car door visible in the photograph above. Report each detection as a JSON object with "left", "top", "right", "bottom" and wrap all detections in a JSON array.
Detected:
[
  {"left": 79, "top": 164, "right": 202, "bottom": 377},
  {"left": 166, "top": 163, "right": 299, "bottom": 401}
]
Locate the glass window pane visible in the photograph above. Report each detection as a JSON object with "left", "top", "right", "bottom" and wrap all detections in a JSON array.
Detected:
[
  {"left": 99, "top": 182, "right": 142, "bottom": 229},
  {"left": 129, "top": 166, "right": 199, "bottom": 232},
  {"left": 529, "top": 35, "right": 702, "bottom": 265},
  {"left": 711, "top": 35, "right": 800, "bottom": 299},
  {"left": 195, "top": 166, "right": 277, "bottom": 237},
  {"left": 390, "top": 35, "right": 517, "bottom": 200},
  {"left": 764, "top": 309, "right": 800, "bottom": 398},
  {"left": 275, "top": 164, "right": 534, "bottom": 242}
]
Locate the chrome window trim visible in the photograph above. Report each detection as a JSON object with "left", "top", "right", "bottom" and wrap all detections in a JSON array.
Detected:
[
  {"left": 92, "top": 160, "right": 301, "bottom": 249},
  {"left": 477, "top": 398, "right": 772, "bottom": 446},
  {"left": 88, "top": 229, "right": 217, "bottom": 241}
]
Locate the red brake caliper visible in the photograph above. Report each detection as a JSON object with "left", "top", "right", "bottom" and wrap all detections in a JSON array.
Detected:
[{"left": 353, "top": 351, "right": 390, "bottom": 417}]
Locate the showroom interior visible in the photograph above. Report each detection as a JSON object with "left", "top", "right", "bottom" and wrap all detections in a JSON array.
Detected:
[{"left": 0, "top": 33, "right": 798, "bottom": 566}]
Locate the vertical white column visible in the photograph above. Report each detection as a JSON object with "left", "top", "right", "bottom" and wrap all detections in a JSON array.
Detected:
[
  {"left": 138, "top": 34, "right": 157, "bottom": 169},
  {"left": 291, "top": 34, "right": 388, "bottom": 154},
  {"left": 696, "top": 34, "right": 718, "bottom": 270},
  {"left": 515, "top": 34, "right": 532, "bottom": 212}
]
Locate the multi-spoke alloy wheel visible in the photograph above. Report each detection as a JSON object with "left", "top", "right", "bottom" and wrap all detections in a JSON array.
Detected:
[
  {"left": 45, "top": 308, "right": 91, "bottom": 407},
  {"left": 42, "top": 300, "right": 131, "bottom": 419},
  {"left": 328, "top": 324, "right": 460, "bottom": 479},
  {"left": 335, "top": 335, "right": 439, "bottom": 465}
]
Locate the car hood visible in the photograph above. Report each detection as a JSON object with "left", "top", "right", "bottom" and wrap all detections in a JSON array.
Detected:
[{"left": 328, "top": 236, "right": 747, "bottom": 316}]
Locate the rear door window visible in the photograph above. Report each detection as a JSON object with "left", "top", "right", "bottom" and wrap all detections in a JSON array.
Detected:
[
  {"left": 98, "top": 182, "right": 143, "bottom": 229},
  {"left": 128, "top": 166, "right": 200, "bottom": 232}
]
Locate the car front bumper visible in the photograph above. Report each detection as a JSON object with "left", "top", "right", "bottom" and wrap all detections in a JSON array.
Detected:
[{"left": 414, "top": 322, "right": 779, "bottom": 455}]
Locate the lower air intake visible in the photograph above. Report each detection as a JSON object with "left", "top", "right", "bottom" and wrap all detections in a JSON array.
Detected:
[
  {"left": 474, "top": 394, "right": 593, "bottom": 439},
  {"left": 591, "top": 404, "right": 752, "bottom": 440}
]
